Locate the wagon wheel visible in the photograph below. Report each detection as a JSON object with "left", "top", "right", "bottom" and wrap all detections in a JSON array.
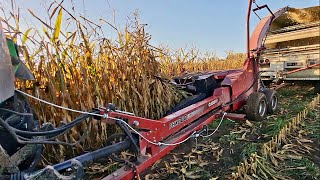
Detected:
[
  {"left": 245, "top": 92, "right": 267, "bottom": 121},
  {"left": 262, "top": 89, "right": 278, "bottom": 114}
]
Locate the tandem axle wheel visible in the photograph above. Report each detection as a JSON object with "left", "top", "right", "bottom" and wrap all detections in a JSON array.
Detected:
[{"left": 245, "top": 89, "right": 278, "bottom": 121}]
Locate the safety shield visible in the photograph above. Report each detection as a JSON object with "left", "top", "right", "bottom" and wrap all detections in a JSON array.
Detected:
[{"left": 0, "top": 23, "right": 15, "bottom": 103}]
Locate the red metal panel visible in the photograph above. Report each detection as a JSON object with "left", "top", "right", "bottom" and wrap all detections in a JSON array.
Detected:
[
  {"left": 249, "top": 7, "right": 288, "bottom": 55},
  {"left": 102, "top": 110, "right": 221, "bottom": 180},
  {"left": 219, "top": 113, "right": 247, "bottom": 122},
  {"left": 102, "top": 87, "right": 231, "bottom": 143}
]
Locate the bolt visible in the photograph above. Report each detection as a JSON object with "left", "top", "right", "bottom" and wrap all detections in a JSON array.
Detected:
[
  {"left": 103, "top": 114, "right": 108, "bottom": 118},
  {"left": 133, "top": 121, "right": 139, "bottom": 127}
]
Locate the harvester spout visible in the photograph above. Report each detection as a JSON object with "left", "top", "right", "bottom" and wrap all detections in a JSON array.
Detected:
[
  {"left": 243, "top": 2, "right": 288, "bottom": 73},
  {"left": 249, "top": 6, "right": 289, "bottom": 55},
  {"left": 246, "top": 0, "right": 253, "bottom": 59},
  {"left": 246, "top": 0, "right": 288, "bottom": 59}
]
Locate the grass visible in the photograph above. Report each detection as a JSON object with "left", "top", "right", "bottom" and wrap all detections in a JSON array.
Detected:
[
  {"left": 261, "top": 86, "right": 317, "bottom": 136},
  {"left": 280, "top": 158, "right": 320, "bottom": 179},
  {"left": 263, "top": 117, "right": 287, "bottom": 136},
  {"left": 240, "top": 143, "right": 257, "bottom": 158},
  {"left": 284, "top": 104, "right": 320, "bottom": 179},
  {"left": 218, "top": 133, "right": 240, "bottom": 143},
  {"left": 304, "top": 111, "right": 320, "bottom": 139},
  {"left": 207, "top": 118, "right": 237, "bottom": 140}
]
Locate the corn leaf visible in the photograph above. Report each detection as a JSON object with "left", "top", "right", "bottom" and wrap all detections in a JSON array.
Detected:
[
  {"left": 22, "top": 28, "right": 32, "bottom": 45},
  {"left": 51, "top": 7, "right": 63, "bottom": 42}
]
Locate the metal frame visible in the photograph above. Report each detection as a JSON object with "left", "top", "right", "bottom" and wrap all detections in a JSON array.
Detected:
[
  {"left": 259, "top": 10, "right": 320, "bottom": 82},
  {"left": 101, "top": 86, "right": 246, "bottom": 179},
  {"left": 98, "top": 1, "right": 288, "bottom": 179}
]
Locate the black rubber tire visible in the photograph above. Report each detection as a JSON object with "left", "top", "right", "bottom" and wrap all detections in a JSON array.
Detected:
[
  {"left": 315, "top": 81, "right": 320, "bottom": 94},
  {"left": 0, "top": 92, "right": 33, "bottom": 156},
  {"left": 262, "top": 89, "right": 278, "bottom": 114},
  {"left": 245, "top": 92, "right": 267, "bottom": 121},
  {"left": 0, "top": 92, "right": 41, "bottom": 171}
]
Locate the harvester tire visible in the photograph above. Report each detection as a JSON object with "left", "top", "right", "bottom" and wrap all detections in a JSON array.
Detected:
[
  {"left": 245, "top": 92, "right": 267, "bottom": 121},
  {"left": 0, "top": 92, "right": 41, "bottom": 172},
  {"left": 315, "top": 81, "right": 320, "bottom": 94},
  {"left": 262, "top": 89, "right": 278, "bottom": 114}
]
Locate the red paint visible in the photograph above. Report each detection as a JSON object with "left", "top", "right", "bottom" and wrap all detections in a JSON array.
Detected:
[
  {"left": 285, "top": 63, "right": 320, "bottom": 75},
  {"left": 99, "top": 1, "right": 288, "bottom": 179},
  {"left": 103, "top": 110, "right": 221, "bottom": 180}
]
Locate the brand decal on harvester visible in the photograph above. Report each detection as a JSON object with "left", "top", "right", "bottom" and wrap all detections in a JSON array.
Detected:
[
  {"left": 208, "top": 99, "right": 219, "bottom": 107},
  {"left": 169, "top": 106, "right": 206, "bottom": 129}
]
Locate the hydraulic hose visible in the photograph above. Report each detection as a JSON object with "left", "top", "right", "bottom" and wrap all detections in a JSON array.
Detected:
[
  {"left": 0, "top": 108, "right": 33, "bottom": 117},
  {"left": 11, "top": 111, "right": 98, "bottom": 137},
  {"left": 0, "top": 116, "right": 85, "bottom": 146}
]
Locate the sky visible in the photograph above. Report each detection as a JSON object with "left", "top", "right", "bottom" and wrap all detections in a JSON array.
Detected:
[{"left": 3, "top": 0, "right": 320, "bottom": 57}]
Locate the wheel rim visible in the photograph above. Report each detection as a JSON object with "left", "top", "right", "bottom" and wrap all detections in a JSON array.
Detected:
[
  {"left": 258, "top": 99, "right": 267, "bottom": 116},
  {"left": 271, "top": 95, "right": 278, "bottom": 110}
]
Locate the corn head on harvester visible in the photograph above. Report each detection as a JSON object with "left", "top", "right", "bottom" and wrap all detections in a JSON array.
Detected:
[{"left": 0, "top": 1, "right": 288, "bottom": 179}]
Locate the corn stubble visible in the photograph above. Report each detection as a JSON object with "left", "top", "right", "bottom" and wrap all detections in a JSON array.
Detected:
[
  {"left": 231, "top": 95, "right": 320, "bottom": 179},
  {"left": 2, "top": 2, "right": 244, "bottom": 163}
]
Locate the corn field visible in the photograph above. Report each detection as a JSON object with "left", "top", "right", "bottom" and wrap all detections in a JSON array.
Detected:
[{"left": 1, "top": 1, "right": 244, "bottom": 163}]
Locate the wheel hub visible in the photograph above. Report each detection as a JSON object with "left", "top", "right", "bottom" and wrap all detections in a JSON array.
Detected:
[
  {"left": 258, "top": 99, "right": 267, "bottom": 116},
  {"left": 271, "top": 95, "right": 278, "bottom": 110}
]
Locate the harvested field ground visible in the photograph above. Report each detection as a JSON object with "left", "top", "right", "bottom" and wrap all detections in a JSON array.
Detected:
[{"left": 137, "top": 84, "right": 320, "bottom": 180}]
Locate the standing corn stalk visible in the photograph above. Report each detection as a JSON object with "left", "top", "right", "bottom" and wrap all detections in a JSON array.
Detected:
[{"left": 2, "top": 1, "right": 189, "bottom": 163}]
